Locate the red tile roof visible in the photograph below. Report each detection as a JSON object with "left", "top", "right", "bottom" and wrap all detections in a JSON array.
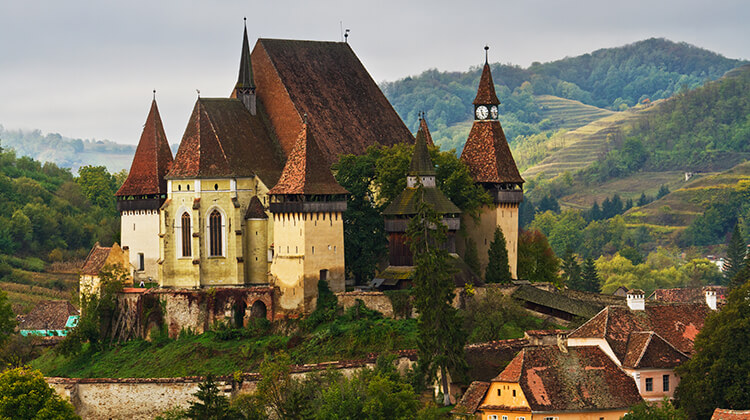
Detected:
[
  {"left": 81, "top": 242, "right": 111, "bottom": 275},
  {"left": 167, "top": 98, "right": 283, "bottom": 186},
  {"left": 252, "top": 39, "right": 413, "bottom": 164},
  {"left": 453, "top": 381, "right": 490, "bottom": 415},
  {"left": 568, "top": 304, "right": 710, "bottom": 361},
  {"left": 649, "top": 286, "right": 727, "bottom": 303},
  {"left": 621, "top": 331, "right": 688, "bottom": 369},
  {"left": 18, "top": 300, "right": 78, "bottom": 330},
  {"left": 418, "top": 116, "right": 434, "bottom": 146},
  {"left": 492, "top": 346, "right": 642, "bottom": 412},
  {"left": 713, "top": 409, "right": 750, "bottom": 419},
  {"left": 245, "top": 196, "right": 267, "bottom": 219},
  {"left": 267, "top": 122, "right": 348, "bottom": 196},
  {"left": 116, "top": 100, "right": 173, "bottom": 197},
  {"left": 461, "top": 120, "right": 524, "bottom": 184},
  {"left": 473, "top": 63, "right": 500, "bottom": 105}
]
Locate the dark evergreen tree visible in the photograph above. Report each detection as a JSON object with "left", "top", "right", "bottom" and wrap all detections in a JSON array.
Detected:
[
  {"left": 581, "top": 257, "right": 601, "bottom": 293},
  {"left": 537, "top": 195, "right": 560, "bottom": 213},
  {"left": 561, "top": 248, "right": 583, "bottom": 290},
  {"left": 517, "top": 229, "right": 560, "bottom": 285},
  {"left": 186, "top": 375, "right": 237, "bottom": 420},
  {"left": 518, "top": 199, "right": 536, "bottom": 228},
  {"left": 657, "top": 184, "right": 671, "bottom": 199},
  {"left": 624, "top": 198, "right": 634, "bottom": 211},
  {"left": 611, "top": 194, "right": 623, "bottom": 215},
  {"left": 600, "top": 197, "right": 613, "bottom": 219},
  {"left": 588, "top": 201, "right": 602, "bottom": 221},
  {"left": 619, "top": 246, "right": 644, "bottom": 265},
  {"left": 406, "top": 186, "right": 466, "bottom": 406},
  {"left": 485, "top": 227, "right": 512, "bottom": 284},
  {"left": 637, "top": 192, "right": 650, "bottom": 206},
  {"left": 463, "top": 238, "right": 480, "bottom": 276},
  {"left": 724, "top": 223, "right": 747, "bottom": 287}
]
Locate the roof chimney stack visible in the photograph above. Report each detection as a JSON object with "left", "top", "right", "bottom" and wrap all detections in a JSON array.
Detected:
[
  {"left": 626, "top": 289, "right": 645, "bottom": 311},
  {"left": 704, "top": 288, "right": 717, "bottom": 310}
]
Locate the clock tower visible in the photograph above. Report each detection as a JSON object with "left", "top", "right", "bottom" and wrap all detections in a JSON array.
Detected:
[{"left": 460, "top": 47, "right": 524, "bottom": 279}]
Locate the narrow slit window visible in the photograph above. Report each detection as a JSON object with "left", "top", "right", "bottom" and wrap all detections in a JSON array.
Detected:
[{"left": 181, "top": 212, "right": 191, "bottom": 257}]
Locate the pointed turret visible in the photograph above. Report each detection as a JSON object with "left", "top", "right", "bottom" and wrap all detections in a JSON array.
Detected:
[
  {"left": 234, "top": 20, "right": 257, "bottom": 114},
  {"left": 268, "top": 121, "right": 347, "bottom": 196},
  {"left": 116, "top": 98, "right": 174, "bottom": 203},
  {"left": 409, "top": 126, "right": 436, "bottom": 178},
  {"left": 418, "top": 114, "right": 434, "bottom": 146},
  {"left": 473, "top": 62, "right": 501, "bottom": 106}
]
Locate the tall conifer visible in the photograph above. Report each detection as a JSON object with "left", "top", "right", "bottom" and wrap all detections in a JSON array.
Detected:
[
  {"left": 581, "top": 257, "right": 601, "bottom": 293},
  {"left": 724, "top": 223, "right": 747, "bottom": 287},
  {"left": 485, "top": 227, "right": 512, "bottom": 284}
]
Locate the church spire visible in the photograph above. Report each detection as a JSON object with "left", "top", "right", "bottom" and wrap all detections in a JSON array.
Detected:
[
  {"left": 418, "top": 112, "right": 434, "bottom": 146},
  {"left": 235, "top": 19, "right": 257, "bottom": 115},
  {"left": 473, "top": 47, "right": 500, "bottom": 106}
]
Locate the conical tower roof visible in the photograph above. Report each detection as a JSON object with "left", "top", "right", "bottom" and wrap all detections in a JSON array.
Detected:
[
  {"left": 418, "top": 115, "right": 434, "bottom": 146},
  {"left": 473, "top": 62, "right": 500, "bottom": 105},
  {"left": 235, "top": 22, "right": 255, "bottom": 90},
  {"left": 116, "top": 99, "right": 174, "bottom": 197},
  {"left": 267, "top": 121, "right": 348, "bottom": 195},
  {"left": 408, "top": 125, "right": 436, "bottom": 176}
]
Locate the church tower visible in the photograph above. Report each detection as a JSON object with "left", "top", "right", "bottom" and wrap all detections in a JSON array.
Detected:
[
  {"left": 460, "top": 48, "right": 524, "bottom": 279},
  {"left": 268, "top": 120, "right": 348, "bottom": 313},
  {"left": 232, "top": 19, "right": 256, "bottom": 115},
  {"left": 115, "top": 97, "right": 173, "bottom": 283}
]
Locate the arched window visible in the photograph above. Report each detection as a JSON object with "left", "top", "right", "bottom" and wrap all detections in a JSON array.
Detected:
[
  {"left": 209, "top": 210, "right": 223, "bottom": 256},
  {"left": 181, "top": 212, "right": 191, "bottom": 257}
]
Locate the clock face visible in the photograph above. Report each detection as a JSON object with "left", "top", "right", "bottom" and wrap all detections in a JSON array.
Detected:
[
  {"left": 490, "top": 105, "right": 499, "bottom": 119},
  {"left": 475, "top": 105, "right": 489, "bottom": 120}
]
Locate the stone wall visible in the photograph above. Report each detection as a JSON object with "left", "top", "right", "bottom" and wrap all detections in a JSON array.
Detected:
[{"left": 336, "top": 291, "right": 397, "bottom": 318}]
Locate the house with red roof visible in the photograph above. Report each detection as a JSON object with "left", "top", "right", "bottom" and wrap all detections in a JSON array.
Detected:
[
  {"left": 79, "top": 242, "right": 131, "bottom": 299},
  {"left": 454, "top": 345, "right": 643, "bottom": 419},
  {"left": 567, "top": 289, "right": 713, "bottom": 401}
]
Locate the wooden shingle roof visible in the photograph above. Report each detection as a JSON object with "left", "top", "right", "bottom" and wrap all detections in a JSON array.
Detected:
[
  {"left": 116, "top": 99, "right": 173, "bottom": 197},
  {"left": 18, "top": 300, "right": 78, "bottom": 331},
  {"left": 473, "top": 62, "right": 501, "bottom": 105},
  {"left": 167, "top": 98, "right": 283, "bottom": 186},
  {"left": 461, "top": 120, "right": 524, "bottom": 185}
]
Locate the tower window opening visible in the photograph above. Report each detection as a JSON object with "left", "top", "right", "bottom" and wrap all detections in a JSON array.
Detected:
[
  {"left": 187, "top": 184, "right": 190, "bottom": 191},
  {"left": 209, "top": 210, "right": 223, "bottom": 256},
  {"left": 181, "top": 212, "right": 192, "bottom": 257},
  {"left": 214, "top": 184, "right": 219, "bottom": 190},
  {"left": 178, "top": 185, "right": 182, "bottom": 191}
]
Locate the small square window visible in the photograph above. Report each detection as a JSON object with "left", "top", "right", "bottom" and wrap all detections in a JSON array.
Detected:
[
  {"left": 512, "top": 389, "right": 516, "bottom": 397},
  {"left": 645, "top": 377, "right": 653, "bottom": 392}
]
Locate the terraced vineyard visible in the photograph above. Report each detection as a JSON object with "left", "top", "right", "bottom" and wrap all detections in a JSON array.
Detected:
[{"left": 535, "top": 95, "right": 614, "bottom": 131}]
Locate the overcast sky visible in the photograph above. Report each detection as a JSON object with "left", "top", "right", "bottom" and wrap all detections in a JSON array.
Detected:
[{"left": 1, "top": 0, "right": 748, "bottom": 146}]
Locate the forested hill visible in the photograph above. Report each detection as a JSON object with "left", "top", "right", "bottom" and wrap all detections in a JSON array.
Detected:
[{"left": 382, "top": 38, "right": 745, "bottom": 151}]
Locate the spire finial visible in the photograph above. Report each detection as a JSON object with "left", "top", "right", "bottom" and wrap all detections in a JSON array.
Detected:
[
  {"left": 196, "top": 89, "right": 200, "bottom": 98},
  {"left": 153, "top": 89, "right": 156, "bottom": 100},
  {"left": 484, "top": 45, "right": 489, "bottom": 64},
  {"left": 344, "top": 28, "right": 350, "bottom": 43}
]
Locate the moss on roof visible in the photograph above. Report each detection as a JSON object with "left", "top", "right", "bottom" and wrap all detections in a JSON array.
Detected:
[{"left": 383, "top": 187, "right": 461, "bottom": 216}]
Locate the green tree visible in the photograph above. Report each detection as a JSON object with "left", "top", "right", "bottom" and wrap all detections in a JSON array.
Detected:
[
  {"left": 185, "top": 375, "right": 237, "bottom": 420},
  {"left": 0, "top": 367, "right": 79, "bottom": 419},
  {"left": 517, "top": 229, "right": 559, "bottom": 285},
  {"left": 561, "top": 249, "right": 582, "bottom": 290},
  {"left": 581, "top": 257, "right": 601, "bottom": 293},
  {"left": 76, "top": 165, "right": 117, "bottom": 211},
  {"left": 407, "top": 185, "right": 466, "bottom": 406},
  {"left": 675, "top": 282, "right": 750, "bottom": 419},
  {"left": 0, "top": 289, "right": 15, "bottom": 345},
  {"left": 255, "top": 352, "right": 317, "bottom": 419},
  {"left": 657, "top": 184, "right": 671, "bottom": 199},
  {"left": 724, "top": 223, "right": 746, "bottom": 287},
  {"left": 485, "top": 227, "right": 512, "bottom": 283},
  {"left": 625, "top": 398, "right": 686, "bottom": 419}
]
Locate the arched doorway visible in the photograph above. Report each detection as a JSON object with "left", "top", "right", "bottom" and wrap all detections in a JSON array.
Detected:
[
  {"left": 250, "top": 300, "right": 267, "bottom": 319},
  {"left": 233, "top": 300, "right": 246, "bottom": 327}
]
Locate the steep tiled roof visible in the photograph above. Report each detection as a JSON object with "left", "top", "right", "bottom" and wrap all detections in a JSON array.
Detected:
[
  {"left": 453, "top": 381, "right": 490, "bottom": 415},
  {"left": 621, "top": 331, "right": 688, "bottom": 369},
  {"left": 512, "top": 284, "right": 603, "bottom": 319},
  {"left": 461, "top": 120, "right": 524, "bottom": 184},
  {"left": 18, "top": 300, "right": 79, "bottom": 330},
  {"left": 713, "top": 409, "right": 750, "bottom": 419},
  {"left": 418, "top": 116, "right": 434, "bottom": 146},
  {"left": 167, "top": 98, "right": 283, "bottom": 186},
  {"left": 490, "top": 346, "right": 642, "bottom": 412},
  {"left": 267, "top": 122, "right": 348, "bottom": 195},
  {"left": 568, "top": 304, "right": 710, "bottom": 361},
  {"left": 252, "top": 39, "right": 413, "bottom": 163},
  {"left": 81, "top": 242, "right": 111, "bottom": 275},
  {"left": 473, "top": 63, "right": 500, "bottom": 105},
  {"left": 649, "top": 286, "right": 727, "bottom": 303},
  {"left": 408, "top": 127, "right": 436, "bottom": 176},
  {"left": 382, "top": 186, "right": 461, "bottom": 216},
  {"left": 235, "top": 24, "right": 255, "bottom": 90},
  {"left": 116, "top": 100, "right": 173, "bottom": 197},
  {"left": 245, "top": 196, "right": 267, "bottom": 219}
]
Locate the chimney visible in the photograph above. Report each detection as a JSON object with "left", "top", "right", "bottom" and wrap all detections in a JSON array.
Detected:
[
  {"left": 704, "top": 288, "right": 717, "bottom": 310},
  {"left": 626, "top": 289, "right": 645, "bottom": 311}
]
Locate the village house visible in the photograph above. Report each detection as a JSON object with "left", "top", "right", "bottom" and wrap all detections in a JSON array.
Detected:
[
  {"left": 18, "top": 300, "right": 79, "bottom": 338},
  {"left": 79, "top": 242, "right": 131, "bottom": 299},
  {"left": 453, "top": 345, "right": 643, "bottom": 419}
]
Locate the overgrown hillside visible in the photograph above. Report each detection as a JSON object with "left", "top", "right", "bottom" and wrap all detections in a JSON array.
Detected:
[{"left": 382, "top": 38, "right": 745, "bottom": 150}]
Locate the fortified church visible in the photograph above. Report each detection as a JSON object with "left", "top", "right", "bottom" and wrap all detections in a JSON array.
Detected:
[{"left": 110, "top": 25, "right": 523, "bottom": 317}]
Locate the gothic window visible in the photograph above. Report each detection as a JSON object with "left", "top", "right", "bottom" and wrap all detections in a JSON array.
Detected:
[
  {"left": 181, "top": 212, "right": 191, "bottom": 257},
  {"left": 209, "top": 210, "right": 223, "bottom": 256}
]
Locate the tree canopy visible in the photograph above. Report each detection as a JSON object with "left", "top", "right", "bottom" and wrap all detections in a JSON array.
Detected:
[{"left": 0, "top": 367, "right": 79, "bottom": 419}]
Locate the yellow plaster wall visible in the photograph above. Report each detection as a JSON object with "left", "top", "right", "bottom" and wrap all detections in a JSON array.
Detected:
[
  {"left": 462, "top": 203, "right": 519, "bottom": 279},
  {"left": 246, "top": 218, "right": 269, "bottom": 283},
  {"left": 270, "top": 211, "right": 345, "bottom": 313}
]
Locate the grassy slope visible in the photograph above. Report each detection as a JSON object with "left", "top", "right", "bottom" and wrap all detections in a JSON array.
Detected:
[
  {"left": 2, "top": 269, "right": 79, "bottom": 314},
  {"left": 535, "top": 95, "right": 614, "bottom": 131}
]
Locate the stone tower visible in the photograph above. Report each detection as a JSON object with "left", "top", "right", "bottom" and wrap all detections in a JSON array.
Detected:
[
  {"left": 115, "top": 98, "right": 173, "bottom": 283},
  {"left": 460, "top": 50, "right": 524, "bottom": 279},
  {"left": 268, "top": 121, "right": 348, "bottom": 313}
]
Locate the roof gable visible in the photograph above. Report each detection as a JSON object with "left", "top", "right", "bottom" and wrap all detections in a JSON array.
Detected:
[
  {"left": 267, "top": 122, "right": 347, "bottom": 195},
  {"left": 253, "top": 39, "right": 413, "bottom": 163},
  {"left": 461, "top": 120, "right": 524, "bottom": 184},
  {"left": 453, "top": 381, "right": 490, "bottom": 415},
  {"left": 81, "top": 242, "right": 112, "bottom": 275},
  {"left": 622, "top": 331, "right": 689, "bottom": 369},
  {"left": 504, "top": 346, "right": 642, "bottom": 412},
  {"left": 168, "top": 98, "right": 283, "bottom": 185},
  {"left": 116, "top": 99, "right": 173, "bottom": 197}
]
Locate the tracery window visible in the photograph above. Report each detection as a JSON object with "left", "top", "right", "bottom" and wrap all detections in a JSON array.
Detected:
[{"left": 209, "top": 210, "right": 223, "bottom": 256}]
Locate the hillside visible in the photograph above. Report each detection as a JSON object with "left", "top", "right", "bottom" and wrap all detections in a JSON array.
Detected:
[{"left": 383, "top": 38, "right": 745, "bottom": 150}]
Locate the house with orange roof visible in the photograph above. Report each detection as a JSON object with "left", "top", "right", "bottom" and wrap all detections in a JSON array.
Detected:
[{"left": 79, "top": 242, "right": 131, "bottom": 299}]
